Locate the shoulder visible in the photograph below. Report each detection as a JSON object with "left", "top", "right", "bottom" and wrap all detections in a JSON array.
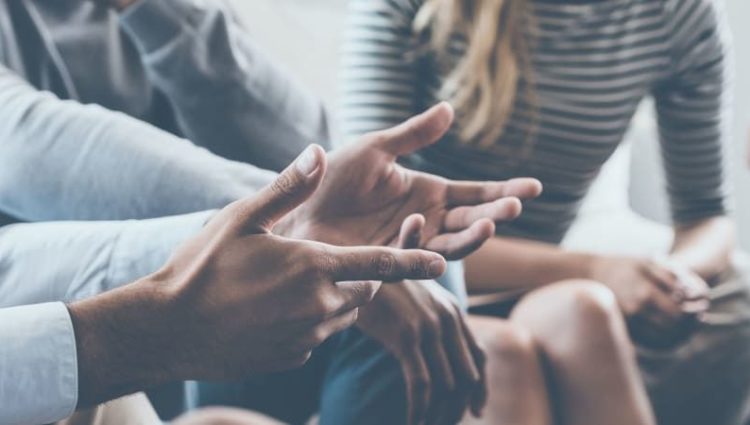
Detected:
[{"left": 660, "top": 0, "right": 726, "bottom": 28}]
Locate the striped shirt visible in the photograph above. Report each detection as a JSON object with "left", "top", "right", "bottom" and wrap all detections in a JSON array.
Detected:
[{"left": 340, "top": 0, "right": 733, "bottom": 244}]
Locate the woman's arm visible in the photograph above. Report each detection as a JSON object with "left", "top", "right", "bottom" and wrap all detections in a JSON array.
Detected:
[
  {"left": 656, "top": 0, "right": 735, "bottom": 279},
  {"left": 670, "top": 216, "right": 735, "bottom": 282},
  {"left": 465, "top": 237, "right": 594, "bottom": 293}
]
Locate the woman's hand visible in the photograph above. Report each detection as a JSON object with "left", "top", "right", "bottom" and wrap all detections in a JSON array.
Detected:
[
  {"left": 589, "top": 255, "right": 709, "bottom": 348},
  {"left": 356, "top": 215, "right": 487, "bottom": 425}
]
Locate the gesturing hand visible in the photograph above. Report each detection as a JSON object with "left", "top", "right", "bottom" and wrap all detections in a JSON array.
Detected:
[
  {"left": 357, "top": 215, "right": 487, "bottom": 425},
  {"left": 280, "top": 102, "right": 542, "bottom": 260},
  {"left": 69, "top": 146, "right": 448, "bottom": 406},
  {"left": 589, "top": 256, "right": 710, "bottom": 348}
]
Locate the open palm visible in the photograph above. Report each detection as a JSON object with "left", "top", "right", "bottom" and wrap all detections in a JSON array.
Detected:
[{"left": 281, "top": 103, "right": 542, "bottom": 260}]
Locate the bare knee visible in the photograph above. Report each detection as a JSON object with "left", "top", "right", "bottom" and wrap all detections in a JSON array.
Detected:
[
  {"left": 513, "top": 280, "right": 618, "bottom": 326},
  {"left": 469, "top": 317, "right": 541, "bottom": 384},
  {"left": 511, "top": 281, "right": 627, "bottom": 354},
  {"left": 173, "top": 408, "right": 285, "bottom": 425}
]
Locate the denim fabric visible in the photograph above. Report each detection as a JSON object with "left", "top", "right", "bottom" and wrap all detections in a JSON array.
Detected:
[{"left": 175, "top": 262, "right": 468, "bottom": 425}]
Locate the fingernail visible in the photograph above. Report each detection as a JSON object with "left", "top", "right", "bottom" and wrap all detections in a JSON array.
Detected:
[
  {"left": 429, "top": 259, "right": 446, "bottom": 277},
  {"left": 296, "top": 145, "right": 319, "bottom": 176}
]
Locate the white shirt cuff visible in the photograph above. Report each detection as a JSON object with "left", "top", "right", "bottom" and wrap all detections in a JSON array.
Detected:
[{"left": 0, "top": 302, "right": 77, "bottom": 424}]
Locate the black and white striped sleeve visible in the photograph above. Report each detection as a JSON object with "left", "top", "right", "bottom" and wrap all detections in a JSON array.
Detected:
[
  {"left": 655, "top": 0, "right": 733, "bottom": 224},
  {"left": 338, "top": 0, "right": 422, "bottom": 145}
]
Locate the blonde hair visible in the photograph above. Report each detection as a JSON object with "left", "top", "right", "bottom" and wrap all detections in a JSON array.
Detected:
[{"left": 414, "top": 0, "right": 534, "bottom": 148}]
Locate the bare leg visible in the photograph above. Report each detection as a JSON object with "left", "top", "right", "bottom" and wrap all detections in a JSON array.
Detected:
[
  {"left": 173, "top": 407, "right": 287, "bottom": 425},
  {"left": 511, "top": 281, "right": 655, "bottom": 425},
  {"left": 464, "top": 316, "right": 554, "bottom": 425}
]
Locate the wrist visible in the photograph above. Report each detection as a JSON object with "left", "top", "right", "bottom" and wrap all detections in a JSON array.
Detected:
[
  {"left": 577, "top": 252, "right": 604, "bottom": 281},
  {"left": 67, "top": 274, "right": 176, "bottom": 407}
]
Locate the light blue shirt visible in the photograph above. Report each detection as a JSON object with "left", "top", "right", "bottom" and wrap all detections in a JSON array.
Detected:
[
  {"left": 0, "top": 303, "right": 78, "bottom": 425},
  {"left": 0, "top": 211, "right": 214, "bottom": 424},
  {"left": 0, "top": 0, "right": 330, "bottom": 422}
]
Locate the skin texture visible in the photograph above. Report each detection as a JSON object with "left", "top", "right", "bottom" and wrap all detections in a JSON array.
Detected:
[
  {"left": 67, "top": 105, "right": 541, "bottom": 409},
  {"left": 280, "top": 103, "right": 543, "bottom": 260},
  {"left": 465, "top": 215, "right": 733, "bottom": 347},
  {"left": 465, "top": 282, "right": 655, "bottom": 425},
  {"left": 356, "top": 214, "right": 487, "bottom": 425},
  {"left": 508, "top": 282, "right": 655, "bottom": 425},
  {"left": 68, "top": 145, "right": 449, "bottom": 407},
  {"left": 173, "top": 408, "right": 286, "bottom": 425}
]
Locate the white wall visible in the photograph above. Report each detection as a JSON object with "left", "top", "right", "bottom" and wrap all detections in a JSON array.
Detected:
[
  {"left": 230, "top": 0, "right": 750, "bottom": 248},
  {"left": 726, "top": 1, "right": 750, "bottom": 249}
]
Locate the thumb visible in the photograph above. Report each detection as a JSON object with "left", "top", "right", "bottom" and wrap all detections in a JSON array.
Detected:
[
  {"left": 372, "top": 102, "right": 454, "bottom": 157},
  {"left": 239, "top": 144, "right": 326, "bottom": 231}
]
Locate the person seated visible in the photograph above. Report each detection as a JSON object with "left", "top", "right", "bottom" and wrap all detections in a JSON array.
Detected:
[
  {"left": 340, "top": 0, "right": 750, "bottom": 424},
  {"left": 0, "top": 0, "right": 545, "bottom": 418},
  {"left": 0, "top": 108, "right": 540, "bottom": 424}
]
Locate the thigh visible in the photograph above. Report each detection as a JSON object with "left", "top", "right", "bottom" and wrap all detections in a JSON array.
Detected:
[{"left": 638, "top": 254, "right": 750, "bottom": 425}]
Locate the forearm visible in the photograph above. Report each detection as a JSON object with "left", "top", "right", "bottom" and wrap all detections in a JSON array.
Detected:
[
  {"left": 0, "top": 212, "right": 212, "bottom": 307},
  {"left": 464, "top": 237, "right": 595, "bottom": 293},
  {"left": 120, "top": 0, "right": 329, "bottom": 170},
  {"left": 0, "top": 67, "right": 275, "bottom": 221},
  {"left": 669, "top": 216, "right": 735, "bottom": 282},
  {"left": 68, "top": 274, "right": 177, "bottom": 407}
]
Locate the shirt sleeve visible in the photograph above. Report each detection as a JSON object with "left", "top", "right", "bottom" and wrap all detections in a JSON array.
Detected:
[
  {"left": 654, "top": 0, "right": 733, "bottom": 224},
  {"left": 0, "top": 211, "right": 213, "bottom": 307},
  {"left": 0, "top": 302, "right": 78, "bottom": 425},
  {"left": 0, "top": 65, "right": 276, "bottom": 222},
  {"left": 119, "top": 0, "right": 330, "bottom": 172},
  {"left": 338, "top": 0, "right": 422, "bottom": 145}
]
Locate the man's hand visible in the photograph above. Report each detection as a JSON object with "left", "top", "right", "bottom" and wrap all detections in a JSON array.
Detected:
[
  {"left": 356, "top": 214, "right": 487, "bottom": 425},
  {"left": 68, "top": 145, "right": 448, "bottom": 407},
  {"left": 280, "top": 102, "right": 542, "bottom": 260},
  {"left": 589, "top": 255, "right": 710, "bottom": 347}
]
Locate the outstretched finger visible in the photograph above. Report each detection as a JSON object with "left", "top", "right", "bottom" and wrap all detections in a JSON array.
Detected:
[
  {"left": 371, "top": 102, "right": 454, "bottom": 157},
  {"left": 443, "top": 198, "right": 523, "bottom": 231},
  {"left": 423, "top": 219, "right": 496, "bottom": 261},
  {"left": 236, "top": 144, "right": 327, "bottom": 232},
  {"left": 447, "top": 178, "right": 542, "bottom": 206},
  {"left": 325, "top": 245, "right": 447, "bottom": 282}
]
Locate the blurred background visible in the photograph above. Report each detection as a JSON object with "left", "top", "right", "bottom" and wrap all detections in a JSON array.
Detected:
[{"left": 229, "top": 0, "right": 750, "bottom": 251}]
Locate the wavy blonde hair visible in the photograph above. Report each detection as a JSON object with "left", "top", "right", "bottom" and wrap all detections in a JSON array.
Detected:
[{"left": 414, "top": 0, "right": 534, "bottom": 147}]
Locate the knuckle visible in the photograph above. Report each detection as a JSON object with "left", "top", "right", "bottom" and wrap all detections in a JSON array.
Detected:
[
  {"left": 373, "top": 252, "right": 397, "bottom": 277},
  {"left": 310, "top": 292, "right": 340, "bottom": 320},
  {"left": 409, "top": 256, "right": 429, "bottom": 277},
  {"left": 271, "top": 171, "right": 299, "bottom": 198},
  {"left": 312, "top": 248, "right": 338, "bottom": 277}
]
